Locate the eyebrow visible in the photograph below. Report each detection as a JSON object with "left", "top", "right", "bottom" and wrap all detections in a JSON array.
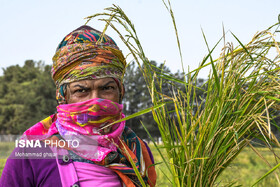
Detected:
[
  {"left": 100, "top": 81, "right": 115, "bottom": 87},
  {"left": 72, "top": 85, "right": 90, "bottom": 89},
  {"left": 71, "top": 81, "right": 116, "bottom": 89}
]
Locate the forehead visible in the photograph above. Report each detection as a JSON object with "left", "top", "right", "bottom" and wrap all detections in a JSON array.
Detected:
[{"left": 69, "top": 78, "right": 116, "bottom": 87}]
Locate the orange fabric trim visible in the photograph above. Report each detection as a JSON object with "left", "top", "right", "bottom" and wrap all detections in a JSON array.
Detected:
[
  {"left": 113, "top": 170, "right": 136, "bottom": 187},
  {"left": 113, "top": 139, "right": 157, "bottom": 187},
  {"left": 138, "top": 138, "right": 157, "bottom": 187},
  {"left": 119, "top": 140, "right": 139, "bottom": 164}
]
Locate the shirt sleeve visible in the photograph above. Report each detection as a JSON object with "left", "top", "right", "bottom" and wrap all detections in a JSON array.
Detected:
[{"left": 0, "top": 144, "right": 62, "bottom": 187}]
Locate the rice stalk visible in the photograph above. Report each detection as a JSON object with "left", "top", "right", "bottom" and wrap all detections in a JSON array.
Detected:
[{"left": 86, "top": 4, "right": 280, "bottom": 186}]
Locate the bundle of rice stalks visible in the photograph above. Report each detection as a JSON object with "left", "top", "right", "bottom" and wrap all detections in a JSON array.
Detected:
[{"left": 86, "top": 3, "right": 280, "bottom": 186}]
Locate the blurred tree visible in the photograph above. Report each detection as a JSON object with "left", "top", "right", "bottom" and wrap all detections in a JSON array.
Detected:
[
  {"left": 0, "top": 60, "right": 56, "bottom": 134},
  {"left": 123, "top": 61, "right": 149, "bottom": 139},
  {"left": 123, "top": 61, "right": 182, "bottom": 140}
]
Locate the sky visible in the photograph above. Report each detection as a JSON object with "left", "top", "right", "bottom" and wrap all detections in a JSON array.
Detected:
[{"left": 0, "top": 0, "right": 279, "bottom": 78}]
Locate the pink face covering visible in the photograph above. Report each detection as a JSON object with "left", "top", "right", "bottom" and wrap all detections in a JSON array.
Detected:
[
  {"left": 22, "top": 98, "right": 157, "bottom": 186},
  {"left": 55, "top": 98, "right": 125, "bottom": 162}
]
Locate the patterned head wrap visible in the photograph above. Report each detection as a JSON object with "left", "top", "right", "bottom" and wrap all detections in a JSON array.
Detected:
[{"left": 51, "top": 25, "right": 126, "bottom": 104}]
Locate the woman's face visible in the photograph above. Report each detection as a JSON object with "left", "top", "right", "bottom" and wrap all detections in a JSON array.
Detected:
[{"left": 65, "top": 78, "right": 120, "bottom": 104}]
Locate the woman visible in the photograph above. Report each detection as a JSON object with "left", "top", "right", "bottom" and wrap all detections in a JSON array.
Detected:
[{"left": 0, "top": 25, "right": 156, "bottom": 187}]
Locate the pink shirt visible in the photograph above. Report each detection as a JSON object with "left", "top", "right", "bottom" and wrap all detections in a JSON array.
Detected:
[
  {"left": 73, "top": 162, "right": 122, "bottom": 187},
  {"left": 55, "top": 149, "right": 122, "bottom": 187}
]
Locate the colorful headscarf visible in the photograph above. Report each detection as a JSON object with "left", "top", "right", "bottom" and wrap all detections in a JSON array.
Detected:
[{"left": 51, "top": 25, "right": 126, "bottom": 104}]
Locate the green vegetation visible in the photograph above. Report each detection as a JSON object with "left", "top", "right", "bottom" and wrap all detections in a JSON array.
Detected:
[
  {"left": 0, "top": 159, "right": 7, "bottom": 177},
  {"left": 0, "top": 142, "right": 14, "bottom": 176},
  {"left": 150, "top": 145, "right": 280, "bottom": 186},
  {"left": 0, "top": 61, "right": 57, "bottom": 134},
  {"left": 0, "top": 142, "right": 14, "bottom": 159},
  {"left": 87, "top": 2, "right": 280, "bottom": 186},
  {"left": 218, "top": 147, "right": 280, "bottom": 186}
]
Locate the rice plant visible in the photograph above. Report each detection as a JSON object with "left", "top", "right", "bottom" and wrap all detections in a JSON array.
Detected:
[{"left": 86, "top": 2, "right": 280, "bottom": 186}]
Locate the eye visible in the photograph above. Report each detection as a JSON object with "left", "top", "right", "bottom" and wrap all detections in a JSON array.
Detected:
[
  {"left": 74, "top": 88, "right": 90, "bottom": 93},
  {"left": 102, "top": 86, "right": 115, "bottom": 90}
]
